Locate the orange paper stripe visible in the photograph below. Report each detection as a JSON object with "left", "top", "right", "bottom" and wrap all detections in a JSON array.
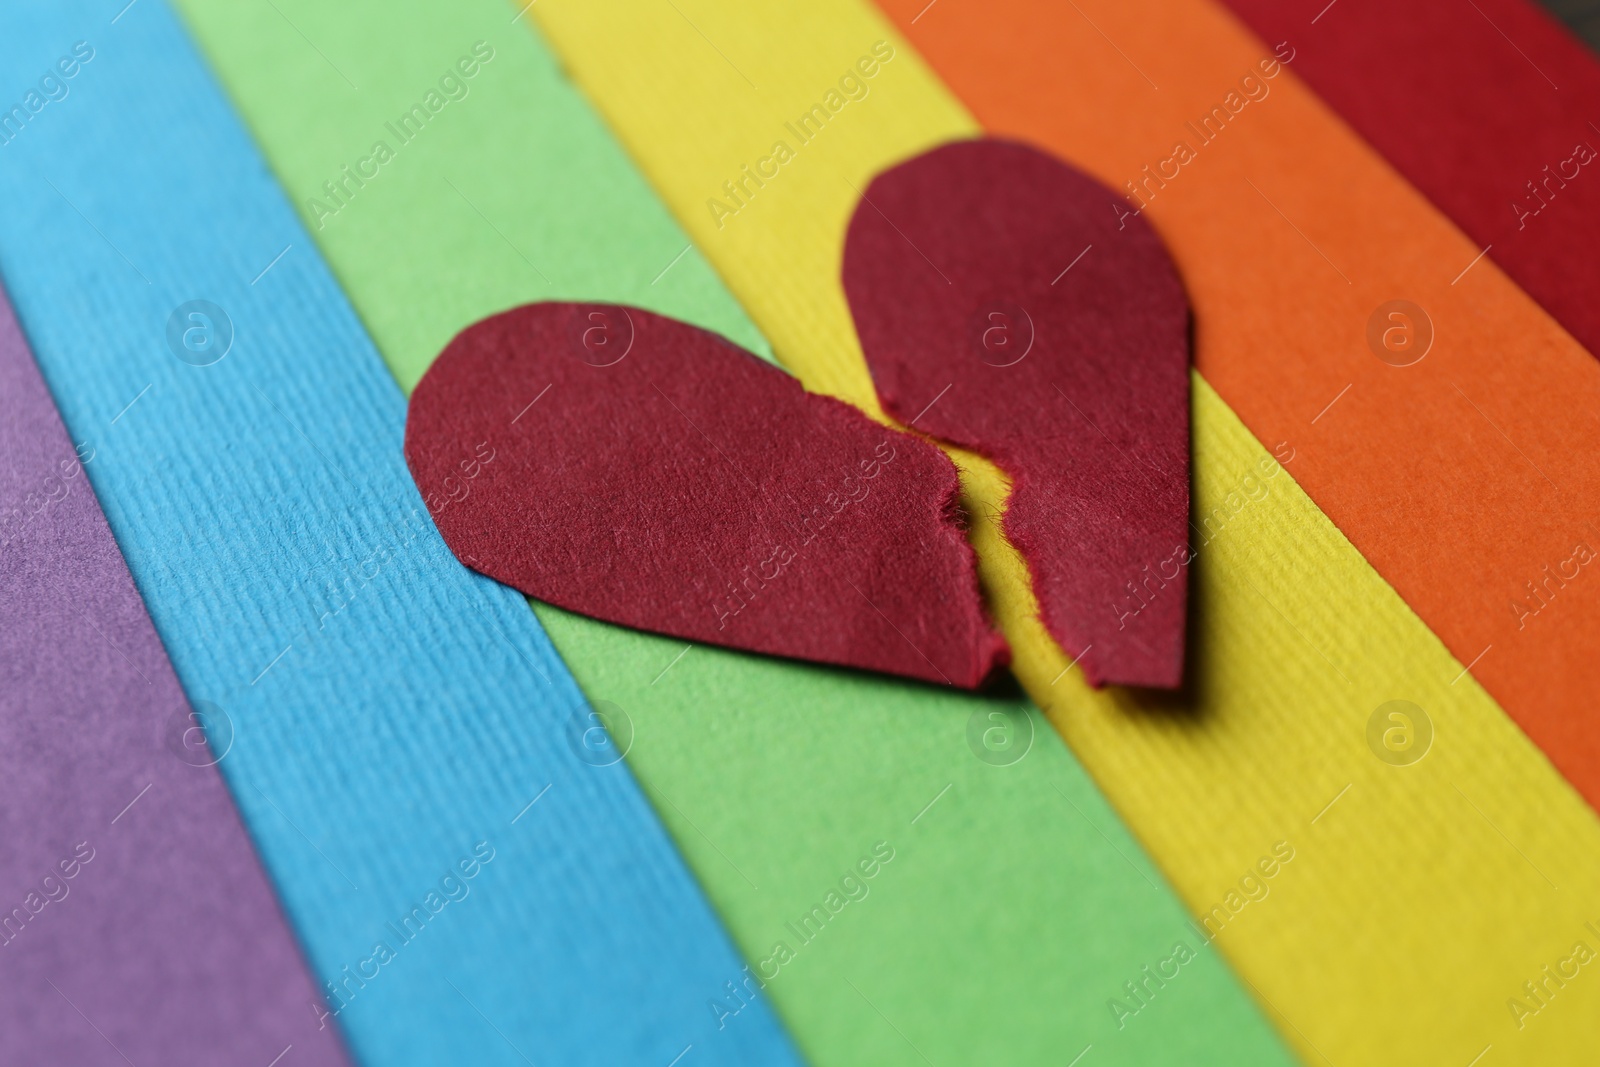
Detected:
[{"left": 877, "top": 0, "right": 1600, "bottom": 807}]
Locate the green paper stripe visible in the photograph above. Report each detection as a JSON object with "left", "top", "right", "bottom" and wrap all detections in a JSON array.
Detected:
[{"left": 174, "top": 1, "right": 1294, "bottom": 1063}]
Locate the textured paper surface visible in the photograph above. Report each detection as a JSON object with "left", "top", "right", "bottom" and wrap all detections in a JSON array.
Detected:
[
  {"left": 844, "top": 138, "right": 1190, "bottom": 688},
  {"left": 406, "top": 302, "right": 1005, "bottom": 687},
  {"left": 876, "top": 0, "right": 1600, "bottom": 816},
  {"left": 0, "top": 286, "right": 346, "bottom": 1066},
  {"left": 1222, "top": 0, "right": 1600, "bottom": 363},
  {"left": 0, "top": 5, "right": 798, "bottom": 1065},
  {"left": 529, "top": 0, "right": 1600, "bottom": 1063},
  {"left": 173, "top": 0, "right": 1296, "bottom": 1062}
]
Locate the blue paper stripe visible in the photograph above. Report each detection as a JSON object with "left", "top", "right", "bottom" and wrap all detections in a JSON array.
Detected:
[{"left": 0, "top": 3, "right": 799, "bottom": 1064}]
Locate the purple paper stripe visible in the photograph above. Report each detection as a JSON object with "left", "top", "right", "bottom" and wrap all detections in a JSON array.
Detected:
[{"left": 0, "top": 284, "right": 348, "bottom": 1066}]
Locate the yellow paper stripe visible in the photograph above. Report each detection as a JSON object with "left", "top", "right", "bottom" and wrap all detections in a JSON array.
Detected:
[{"left": 529, "top": 1, "right": 1600, "bottom": 1062}]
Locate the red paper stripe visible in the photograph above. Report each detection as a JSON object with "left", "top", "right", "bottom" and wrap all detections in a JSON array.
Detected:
[{"left": 1220, "top": 0, "right": 1600, "bottom": 358}]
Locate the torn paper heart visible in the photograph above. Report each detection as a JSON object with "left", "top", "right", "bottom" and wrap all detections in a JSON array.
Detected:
[
  {"left": 405, "top": 302, "right": 1008, "bottom": 688},
  {"left": 844, "top": 138, "right": 1192, "bottom": 688}
]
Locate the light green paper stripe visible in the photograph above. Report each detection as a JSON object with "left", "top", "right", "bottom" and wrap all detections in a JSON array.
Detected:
[{"left": 173, "top": 1, "right": 1294, "bottom": 1063}]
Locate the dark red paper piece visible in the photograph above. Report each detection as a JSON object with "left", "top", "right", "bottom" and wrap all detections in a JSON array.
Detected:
[
  {"left": 405, "top": 302, "right": 1008, "bottom": 688},
  {"left": 1222, "top": 0, "right": 1600, "bottom": 361},
  {"left": 843, "top": 138, "right": 1191, "bottom": 688}
]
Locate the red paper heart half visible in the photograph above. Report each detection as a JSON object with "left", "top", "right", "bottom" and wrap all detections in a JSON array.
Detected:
[
  {"left": 405, "top": 302, "right": 1009, "bottom": 688},
  {"left": 843, "top": 138, "right": 1192, "bottom": 688}
]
